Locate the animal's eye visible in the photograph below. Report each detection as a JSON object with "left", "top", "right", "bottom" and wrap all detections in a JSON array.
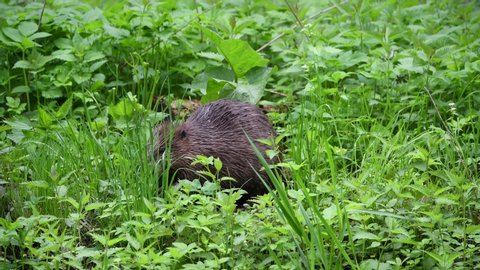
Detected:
[{"left": 180, "top": 130, "right": 187, "bottom": 139}]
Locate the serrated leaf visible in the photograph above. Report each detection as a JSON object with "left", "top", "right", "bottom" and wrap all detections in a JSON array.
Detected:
[
  {"left": 3, "top": 27, "right": 22, "bottom": 42},
  {"left": 55, "top": 185, "right": 68, "bottom": 197},
  {"left": 202, "top": 27, "right": 222, "bottom": 45},
  {"left": 109, "top": 99, "right": 135, "bottom": 119},
  {"left": 12, "top": 85, "right": 31, "bottom": 93},
  {"left": 82, "top": 9, "right": 103, "bottom": 23},
  {"left": 84, "top": 51, "right": 105, "bottom": 62},
  {"left": 4, "top": 119, "right": 33, "bottom": 130},
  {"left": 197, "top": 51, "right": 224, "bottom": 61},
  {"left": 397, "top": 57, "right": 424, "bottom": 73},
  {"left": 103, "top": 24, "right": 130, "bottom": 39},
  {"left": 42, "top": 88, "right": 63, "bottom": 99},
  {"left": 72, "top": 73, "right": 91, "bottom": 84},
  {"left": 0, "top": 31, "right": 19, "bottom": 47},
  {"left": 201, "top": 78, "right": 233, "bottom": 104},
  {"left": 143, "top": 197, "right": 156, "bottom": 213},
  {"left": 38, "top": 107, "right": 53, "bottom": 127},
  {"left": 13, "top": 60, "right": 33, "bottom": 69},
  {"left": 56, "top": 98, "right": 72, "bottom": 118},
  {"left": 324, "top": 46, "right": 342, "bottom": 54},
  {"left": 18, "top": 21, "right": 38, "bottom": 37},
  {"left": 218, "top": 39, "right": 268, "bottom": 77},
  {"left": 29, "top": 32, "right": 51, "bottom": 40},
  {"left": 54, "top": 38, "right": 73, "bottom": 49},
  {"left": 126, "top": 233, "right": 141, "bottom": 250},
  {"left": 90, "top": 60, "right": 107, "bottom": 71},
  {"left": 90, "top": 233, "right": 107, "bottom": 246},
  {"left": 331, "top": 71, "right": 351, "bottom": 83},
  {"left": 323, "top": 204, "right": 338, "bottom": 220},
  {"left": 52, "top": 50, "right": 76, "bottom": 61},
  {"left": 21, "top": 180, "right": 49, "bottom": 189},
  {"left": 85, "top": 202, "right": 106, "bottom": 212},
  {"left": 81, "top": 193, "right": 90, "bottom": 206},
  {"left": 353, "top": 231, "right": 379, "bottom": 241}
]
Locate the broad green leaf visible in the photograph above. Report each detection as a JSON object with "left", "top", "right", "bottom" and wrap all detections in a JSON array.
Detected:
[
  {"left": 4, "top": 119, "right": 33, "bottom": 130},
  {"left": 0, "top": 31, "right": 18, "bottom": 47},
  {"left": 29, "top": 32, "right": 51, "bottom": 40},
  {"left": 38, "top": 107, "right": 53, "bottom": 127},
  {"left": 55, "top": 185, "right": 68, "bottom": 197},
  {"left": 20, "top": 37, "right": 36, "bottom": 49},
  {"left": 2, "top": 27, "right": 22, "bottom": 42},
  {"left": 90, "top": 233, "right": 107, "bottom": 246},
  {"left": 52, "top": 50, "right": 76, "bottom": 62},
  {"left": 330, "top": 71, "right": 351, "bottom": 83},
  {"left": 85, "top": 202, "right": 106, "bottom": 212},
  {"left": 42, "top": 88, "right": 63, "bottom": 99},
  {"left": 109, "top": 99, "right": 135, "bottom": 119},
  {"left": 103, "top": 24, "right": 130, "bottom": 39},
  {"left": 201, "top": 78, "right": 233, "bottom": 104},
  {"left": 72, "top": 72, "right": 91, "bottom": 84},
  {"left": 202, "top": 27, "right": 222, "bottom": 46},
  {"left": 397, "top": 57, "right": 424, "bottom": 73},
  {"left": 21, "top": 180, "right": 49, "bottom": 189},
  {"left": 197, "top": 51, "right": 224, "bottom": 61},
  {"left": 229, "top": 83, "right": 263, "bottom": 104},
  {"left": 13, "top": 60, "right": 33, "bottom": 69},
  {"left": 126, "top": 233, "right": 141, "bottom": 250},
  {"left": 18, "top": 21, "right": 38, "bottom": 37},
  {"left": 352, "top": 231, "right": 379, "bottom": 241},
  {"left": 217, "top": 39, "right": 268, "bottom": 77},
  {"left": 56, "top": 98, "right": 72, "bottom": 118},
  {"left": 84, "top": 51, "right": 105, "bottom": 62}
]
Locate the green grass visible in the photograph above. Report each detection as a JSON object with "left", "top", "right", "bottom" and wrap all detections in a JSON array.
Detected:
[{"left": 1, "top": 0, "right": 480, "bottom": 269}]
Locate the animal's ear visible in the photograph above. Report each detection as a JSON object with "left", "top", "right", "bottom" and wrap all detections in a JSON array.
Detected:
[{"left": 180, "top": 129, "right": 187, "bottom": 139}]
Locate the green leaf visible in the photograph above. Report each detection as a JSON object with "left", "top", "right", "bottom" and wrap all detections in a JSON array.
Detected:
[
  {"left": 202, "top": 27, "right": 222, "bottom": 45},
  {"left": 52, "top": 50, "right": 76, "bottom": 62},
  {"left": 229, "top": 83, "right": 263, "bottom": 104},
  {"left": 90, "top": 233, "right": 107, "bottom": 246},
  {"left": 12, "top": 85, "right": 31, "bottom": 93},
  {"left": 6, "top": 97, "right": 19, "bottom": 108},
  {"left": 126, "top": 233, "right": 141, "bottom": 250},
  {"left": 103, "top": 24, "right": 130, "bottom": 39},
  {"left": 4, "top": 118, "right": 33, "bottom": 130},
  {"left": 56, "top": 98, "right": 72, "bottom": 118},
  {"left": 18, "top": 21, "right": 38, "bottom": 37},
  {"left": 200, "top": 78, "right": 233, "bottom": 104},
  {"left": 2, "top": 27, "right": 22, "bottom": 42},
  {"left": 21, "top": 180, "right": 49, "bottom": 189},
  {"left": 85, "top": 202, "right": 106, "bottom": 212},
  {"left": 397, "top": 57, "right": 424, "bottom": 73},
  {"left": 228, "top": 66, "right": 271, "bottom": 103},
  {"left": 13, "top": 60, "right": 33, "bottom": 69},
  {"left": 213, "top": 158, "right": 222, "bottom": 172},
  {"left": 217, "top": 39, "right": 269, "bottom": 77},
  {"left": 352, "top": 231, "right": 379, "bottom": 241},
  {"left": 84, "top": 51, "right": 105, "bottom": 62},
  {"left": 29, "top": 32, "right": 51, "bottom": 40},
  {"left": 197, "top": 51, "right": 224, "bottom": 62},
  {"left": 38, "top": 107, "right": 53, "bottom": 127},
  {"left": 55, "top": 185, "right": 68, "bottom": 197},
  {"left": 330, "top": 71, "right": 351, "bottom": 83},
  {"left": 42, "top": 88, "right": 63, "bottom": 99},
  {"left": 109, "top": 99, "right": 135, "bottom": 120}
]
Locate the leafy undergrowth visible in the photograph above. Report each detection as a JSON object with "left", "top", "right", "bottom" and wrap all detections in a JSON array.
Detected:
[{"left": 1, "top": 0, "right": 480, "bottom": 269}]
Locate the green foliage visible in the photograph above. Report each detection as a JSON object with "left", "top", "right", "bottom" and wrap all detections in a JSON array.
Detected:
[{"left": 1, "top": 0, "right": 480, "bottom": 269}]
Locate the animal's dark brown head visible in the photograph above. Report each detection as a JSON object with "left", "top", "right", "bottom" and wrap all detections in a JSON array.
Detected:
[{"left": 152, "top": 121, "right": 195, "bottom": 173}]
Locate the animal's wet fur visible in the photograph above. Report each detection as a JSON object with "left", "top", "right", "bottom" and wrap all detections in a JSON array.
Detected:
[{"left": 151, "top": 99, "right": 277, "bottom": 203}]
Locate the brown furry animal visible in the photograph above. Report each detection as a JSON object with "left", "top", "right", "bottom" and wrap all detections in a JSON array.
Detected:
[{"left": 151, "top": 99, "right": 277, "bottom": 202}]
